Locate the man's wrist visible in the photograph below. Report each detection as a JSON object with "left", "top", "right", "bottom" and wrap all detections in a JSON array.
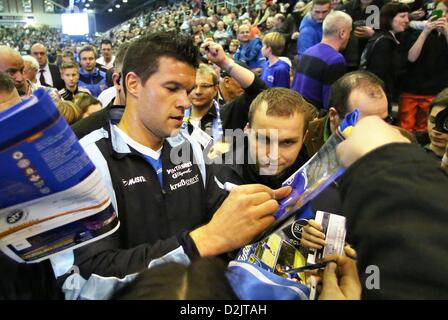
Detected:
[
  {"left": 189, "top": 225, "right": 228, "bottom": 257},
  {"left": 222, "top": 59, "right": 235, "bottom": 74}
]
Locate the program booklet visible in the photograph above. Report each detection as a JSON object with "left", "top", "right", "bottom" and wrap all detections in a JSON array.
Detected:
[{"left": 0, "top": 88, "right": 119, "bottom": 263}]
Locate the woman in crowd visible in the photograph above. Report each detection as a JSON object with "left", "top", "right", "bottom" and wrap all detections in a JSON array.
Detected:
[
  {"left": 56, "top": 100, "right": 83, "bottom": 125},
  {"left": 397, "top": 0, "right": 448, "bottom": 134},
  {"left": 360, "top": 2, "right": 410, "bottom": 112},
  {"left": 73, "top": 92, "right": 103, "bottom": 118}
]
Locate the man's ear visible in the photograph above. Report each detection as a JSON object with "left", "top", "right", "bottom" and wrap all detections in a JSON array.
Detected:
[
  {"left": 125, "top": 72, "right": 140, "bottom": 98},
  {"left": 112, "top": 72, "right": 121, "bottom": 88},
  {"left": 223, "top": 76, "right": 232, "bottom": 88},
  {"left": 328, "top": 107, "right": 339, "bottom": 121},
  {"left": 328, "top": 107, "right": 340, "bottom": 131},
  {"left": 265, "top": 46, "right": 271, "bottom": 55}
]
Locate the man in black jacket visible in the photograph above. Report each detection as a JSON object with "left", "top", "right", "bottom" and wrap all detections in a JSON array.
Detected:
[{"left": 30, "top": 43, "right": 64, "bottom": 90}]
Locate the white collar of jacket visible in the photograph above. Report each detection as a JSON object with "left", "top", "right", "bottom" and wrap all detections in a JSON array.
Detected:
[
  {"left": 108, "top": 122, "right": 206, "bottom": 188},
  {"left": 109, "top": 123, "right": 190, "bottom": 154}
]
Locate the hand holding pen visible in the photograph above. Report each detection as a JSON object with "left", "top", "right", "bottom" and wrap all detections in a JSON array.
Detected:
[{"left": 318, "top": 254, "right": 362, "bottom": 300}]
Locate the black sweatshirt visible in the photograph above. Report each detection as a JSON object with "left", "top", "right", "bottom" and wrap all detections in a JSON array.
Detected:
[
  {"left": 0, "top": 253, "right": 62, "bottom": 299},
  {"left": 397, "top": 29, "right": 448, "bottom": 96},
  {"left": 340, "top": 143, "right": 448, "bottom": 299}
]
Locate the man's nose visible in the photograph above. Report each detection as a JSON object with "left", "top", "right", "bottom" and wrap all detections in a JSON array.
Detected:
[
  {"left": 14, "top": 71, "right": 24, "bottom": 83},
  {"left": 178, "top": 91, "right": 191, "bottom": 108},
  {"left": 193, "top": 86, "right": 203, "bottom": 94}
]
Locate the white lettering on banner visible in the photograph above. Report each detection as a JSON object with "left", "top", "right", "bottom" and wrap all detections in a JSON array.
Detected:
[
  {"left": 122, "top": 176, "right": 147, "bottom": 187},
  {"left": 169, "top": 174, "right": 199, "bottom": 191}
]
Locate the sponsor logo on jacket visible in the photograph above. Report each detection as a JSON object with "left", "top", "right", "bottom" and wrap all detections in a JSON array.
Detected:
[
  {"left": 122, "top": 176, "right": 147, "bottom": 187},
  {"left": 169, "top": 174, "right": 199, "bottom": 191}
]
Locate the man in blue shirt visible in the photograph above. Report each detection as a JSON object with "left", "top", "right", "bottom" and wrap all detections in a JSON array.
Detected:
[
  {"left": 292, "top": 11, "right": 352, "bottom": 110},
  {"left": 297, "top": 0, "right": 332, "bottom": 59},
  {"left": 78, "top": 45, "right": 108, "bottom": 97},
  {"left": 234, "top": 25, "right": 266, "bottom": 74}
]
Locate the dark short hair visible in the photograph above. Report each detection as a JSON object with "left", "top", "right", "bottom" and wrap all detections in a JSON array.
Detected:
[
  {"left": 122, "top": 31, "right": 199, "bottom": 94},
  {"left": 0, "top": 71, "right": 16, "bottom": 93},
  {"left": 429, "top": 88, "right": 448, "bottom": 113},
  {"left": 269, "top": 3, "right": 280, "bottom": 12},
  {"left": 62, "top": 49, "right": 75, "bottom": 59},
  {"left": 380, "top": 2, "right": 410, "bottom": 31},
  {"left": 329, "top": 71, "right": 385, "bottom": 117},
  {"left": 312, "top": 0, "right": 331, "bottom": 7},
  {"left": 112, "top": 258, "right": 237, "bottom": 300},
  {"left": 114, "top": 41, "right": 132, "bottom": 72},
  {"left": 100, "top": 39, "right": 113, "bottom": 47},
  {"left": 249, "top": 88, "right": 318, "bottom": 133}
]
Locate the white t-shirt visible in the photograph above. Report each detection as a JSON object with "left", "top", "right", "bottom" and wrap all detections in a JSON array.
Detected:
[
  {"left": 114, "top": 125, "right": 162, "bottom": 160},
  {"left": 96, "top": 56, "right": 116, "bottom": 70}
]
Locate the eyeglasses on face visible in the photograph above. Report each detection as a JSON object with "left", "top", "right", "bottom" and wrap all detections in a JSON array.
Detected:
[{"left": 193, "top": 83, "right": 216, "bottom": 90}]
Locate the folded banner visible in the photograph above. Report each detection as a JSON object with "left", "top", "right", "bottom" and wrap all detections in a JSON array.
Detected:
[{"left": 0, "top": 88, "right": 119, "bottom": 263}]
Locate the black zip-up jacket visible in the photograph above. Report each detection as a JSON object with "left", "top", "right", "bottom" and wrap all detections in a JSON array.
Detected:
[
  {"left": 340, "top": 143, "right": 448, "bottom": 299},
  {"left": 72, "top": 109, "right": 226, "bottom": 280},
  {"left": 0, "top": 253, "right": 62, "bottom": 299}
]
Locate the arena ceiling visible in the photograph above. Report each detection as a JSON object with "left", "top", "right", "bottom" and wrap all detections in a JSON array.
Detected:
[
  {"left": 53, "top": 0, "right": 161, "bottom": 31},
  {"left": 55, "top": 0, "right": 158, "bottom": 15}
]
